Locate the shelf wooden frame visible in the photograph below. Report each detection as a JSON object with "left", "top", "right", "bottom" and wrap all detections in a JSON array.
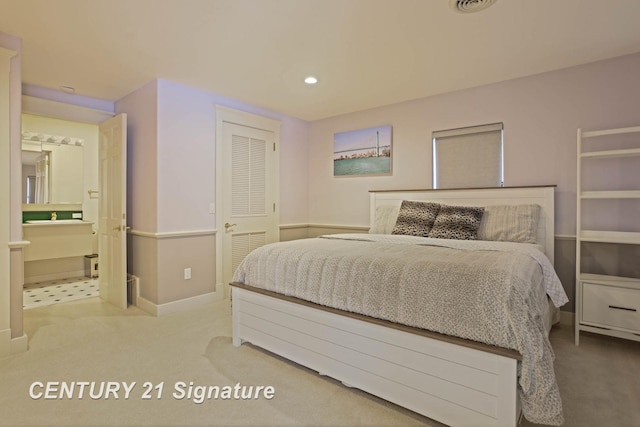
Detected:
[{"left": 575, "top": 126, "right": 640, "bottom": 345}]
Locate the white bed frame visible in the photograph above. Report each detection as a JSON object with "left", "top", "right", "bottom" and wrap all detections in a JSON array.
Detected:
[{"left": 231, "top": 186, "right": 556, "bottom": 427}]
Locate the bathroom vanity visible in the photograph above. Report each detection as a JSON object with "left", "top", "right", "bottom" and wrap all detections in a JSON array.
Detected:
[{"left": 22, "top": 220, "right": 93, "bottom": 261}]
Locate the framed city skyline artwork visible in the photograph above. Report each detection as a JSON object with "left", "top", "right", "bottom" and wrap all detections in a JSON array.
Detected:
[{"left": 333, "top": 125, "right": 392, "bottom": 177}]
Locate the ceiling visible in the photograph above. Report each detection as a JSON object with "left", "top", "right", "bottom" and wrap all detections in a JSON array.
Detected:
[{"left": 2, "top": 0, "right": 640, "bottom": 121}]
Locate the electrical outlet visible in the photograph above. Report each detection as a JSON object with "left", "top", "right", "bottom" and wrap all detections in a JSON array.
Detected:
[{"left": 184, "top": 268, "right": 192, "bottom": 280}]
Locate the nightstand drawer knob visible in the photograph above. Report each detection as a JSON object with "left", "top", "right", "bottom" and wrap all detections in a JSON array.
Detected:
[{"left": 608, "top": 305, "right": 637, "bottom": 312}]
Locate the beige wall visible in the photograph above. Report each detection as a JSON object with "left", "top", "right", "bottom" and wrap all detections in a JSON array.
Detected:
[
  {"left": 128, "top": 232, "right": 216, "bottom": 307},
  {"left": 156, "top": 234, "right": 216, "bottom": 304},
  {"left": 127, "top": 233, "right": 158, "bottom": 303}
]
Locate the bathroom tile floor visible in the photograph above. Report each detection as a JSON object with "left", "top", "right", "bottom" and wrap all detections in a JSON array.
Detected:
[{"left": 23, "top": 277, "right": 99, "bottom": 309}]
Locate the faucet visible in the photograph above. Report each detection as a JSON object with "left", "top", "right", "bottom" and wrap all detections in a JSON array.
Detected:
[{"left": 51, "top": 212, "right": 57, "bottom": 221}]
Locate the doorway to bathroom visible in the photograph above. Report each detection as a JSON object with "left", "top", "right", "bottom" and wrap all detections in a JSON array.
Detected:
[
  {"left": 20, "top": 96, "right": 128, "bottom": 311},
  {"left": 21, "top": 113, "right": 101, "bottom": 309}
]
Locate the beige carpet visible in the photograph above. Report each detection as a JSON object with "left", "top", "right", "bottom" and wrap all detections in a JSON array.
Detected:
[
  {"left": 1, "top": 297, "right": 639, "bottom": 426},
  {"left": 1, "top": 297, "right": 436, "bottom": 427}
]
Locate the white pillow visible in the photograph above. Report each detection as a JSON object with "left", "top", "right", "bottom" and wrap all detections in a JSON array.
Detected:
[
  {"left": 368, "top": 205, "right": 400, "bottom": 234},
  {"left": 477, "top": 204, "right": 541, "bottom": 243}
]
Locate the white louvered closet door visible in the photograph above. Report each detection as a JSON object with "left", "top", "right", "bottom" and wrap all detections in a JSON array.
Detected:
[{"left": 222, "top": 122, "right": 278, "bottom": 286}]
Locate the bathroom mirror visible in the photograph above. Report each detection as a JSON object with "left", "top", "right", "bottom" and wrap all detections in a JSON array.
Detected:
[{"left": 21, "top": 138, "right": 84, "bottom": 204}]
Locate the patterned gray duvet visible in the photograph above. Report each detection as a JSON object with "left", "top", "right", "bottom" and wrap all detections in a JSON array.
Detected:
[{"left": 232, "top": 234, "right": 569, "bottom": 425}]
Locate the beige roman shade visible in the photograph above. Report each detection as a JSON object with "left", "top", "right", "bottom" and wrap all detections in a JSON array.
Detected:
[{"left": 432, "top": 122, "right": 503, "bottom": 189}]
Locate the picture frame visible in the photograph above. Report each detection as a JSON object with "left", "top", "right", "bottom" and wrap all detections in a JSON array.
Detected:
[{"left": 333, "top": 125, "right": 392, "bottom": 177}]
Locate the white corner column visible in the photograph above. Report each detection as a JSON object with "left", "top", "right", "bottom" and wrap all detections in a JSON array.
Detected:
[{"left": 0, "top": 46, "right": 18, "bottom": 356}]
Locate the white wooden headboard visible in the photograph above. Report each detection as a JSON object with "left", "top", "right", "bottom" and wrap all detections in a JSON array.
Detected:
[{"left": 369, "top": 186, "right": 556, "bottom": 264}]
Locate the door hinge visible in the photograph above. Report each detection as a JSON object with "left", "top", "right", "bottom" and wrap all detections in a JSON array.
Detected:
[
  {"left": 273, "top": 142, "right": 276, "bottom": 151},
  {"left": 273, "top": 202, "right": 276, "bottom": 212}
]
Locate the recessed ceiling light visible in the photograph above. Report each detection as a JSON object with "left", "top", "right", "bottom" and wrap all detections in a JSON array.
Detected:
[{"left": 304, "top": 76, "right": 318, "bottom": 85}]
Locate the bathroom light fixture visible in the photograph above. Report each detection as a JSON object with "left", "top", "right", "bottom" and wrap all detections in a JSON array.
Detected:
[
  {"left": 304, "top": 76, "right": 318, "bottom": 85},
  {"left": 449, "top": 0, "right": 497, "bottom": 13}
]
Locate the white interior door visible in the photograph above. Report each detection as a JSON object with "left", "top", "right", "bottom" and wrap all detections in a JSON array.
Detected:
[
  {"left": 221, "top": 121, "right": 278, "bottom": 287},
  {"left": 98, "top": 113, "right": 127, "bottom": 309}
]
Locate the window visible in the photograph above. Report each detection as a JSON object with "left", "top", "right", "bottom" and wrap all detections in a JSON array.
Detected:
[{"left": 432, "top": 122, "right": 503, "bottom": 189}]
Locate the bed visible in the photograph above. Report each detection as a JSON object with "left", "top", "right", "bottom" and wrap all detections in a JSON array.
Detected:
[{"left": 230, "top": 186, "right": 568, "bottom": 427}]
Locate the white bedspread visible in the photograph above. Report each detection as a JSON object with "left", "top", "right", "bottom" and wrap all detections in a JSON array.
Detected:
[{"left": 233, "top": 234, "right": 569, "bottom": 425}]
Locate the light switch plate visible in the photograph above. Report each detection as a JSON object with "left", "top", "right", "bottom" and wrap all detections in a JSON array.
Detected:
[{"left": 209, "top": 203, "right": 215, "bottom": 214}]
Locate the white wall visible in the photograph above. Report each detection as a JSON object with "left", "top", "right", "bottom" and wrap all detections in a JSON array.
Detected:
[
  {"left": 307, "top": 52, "right": 640, "bottom": 236},
  {"left": 155, "top": 80, "right": 217, "bottom": 232},
  {"left": 153, "top": 79, "right": 310, "bottom": 232}
]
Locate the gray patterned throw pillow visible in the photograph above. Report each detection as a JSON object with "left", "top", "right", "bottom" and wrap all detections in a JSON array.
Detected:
[
  {"left": 391, "top": 201, "right": 441, "bottom": 237},
  {"left": 428, "top": 204, "right": 485, "bottom": 240}
]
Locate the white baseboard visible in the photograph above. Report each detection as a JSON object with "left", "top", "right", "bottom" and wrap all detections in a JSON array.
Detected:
[
  {"left": 0, "top": 329, "right": 28, "bottom": 356},
  {"left": 135, "top": 295, "right": 157, "bottom": 316},
  {"left": 136, "top": 288, "right": 222, "bottom": 316}
]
